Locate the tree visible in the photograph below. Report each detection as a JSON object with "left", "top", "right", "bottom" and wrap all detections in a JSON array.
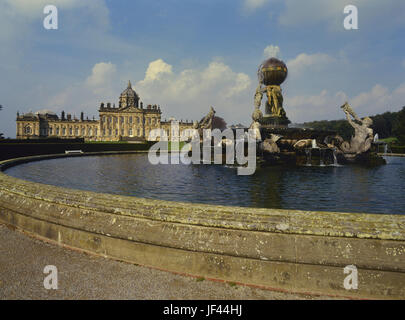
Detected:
[
  {"left": 393, "top": 107, "right": 405, "bottom": 145},
  {"left": 212, "top": 116, "right": 227, "bottom": 131}
]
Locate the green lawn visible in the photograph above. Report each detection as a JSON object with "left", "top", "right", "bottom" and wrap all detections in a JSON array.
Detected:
[{"left": 379, "top": 137, "right": 398, "bottom": 144}]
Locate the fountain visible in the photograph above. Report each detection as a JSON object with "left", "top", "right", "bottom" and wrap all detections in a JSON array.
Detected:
[
  {"left": 305, "top": 148, "right": 312, "bottom": 166},
  {"left": 193, "top": 56, "right": 386, "bottom": 168},
  {"left": 240, "top": 58, "right": 387, "bottom": 167},
  {"left": 312, "top": 139, "right": 317, "bottom": 149},
  {"left": 332, "top": 148, "right": 338, "bottom": 166}
]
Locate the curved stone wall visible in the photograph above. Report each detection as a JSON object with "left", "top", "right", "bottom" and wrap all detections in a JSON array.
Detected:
[{"left": 0, "top": 153, "right": 404, "bottom": 299}]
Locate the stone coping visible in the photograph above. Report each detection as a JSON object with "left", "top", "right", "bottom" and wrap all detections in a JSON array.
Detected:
[
  {"left": 0, "top": 152, "right": 404, "bottom": 241},
  {"left": 1, "top": 152, "right": 404, "bottom": 299}
]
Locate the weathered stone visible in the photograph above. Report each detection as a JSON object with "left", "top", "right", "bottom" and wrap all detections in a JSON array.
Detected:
[{"left": 0, "top": 153, "right": 404, "bottom": 299}]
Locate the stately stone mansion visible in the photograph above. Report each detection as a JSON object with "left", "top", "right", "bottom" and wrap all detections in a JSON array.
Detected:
[{"left": 16, "top": 81, "right": 193, "bottom": 141}]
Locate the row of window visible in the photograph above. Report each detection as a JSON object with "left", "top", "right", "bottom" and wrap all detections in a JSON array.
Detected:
[
  {"left": 102, "top": 128, "right": 142, "bottom": 137},
  {"left": 51, "top": 127, "right": 98, "bottom": 136},
  {"left": 23, "top": 125, "right": 195, "bottom": 138},
  {"left": 101, "top": 115, "right": 159, "bottom": 125}
]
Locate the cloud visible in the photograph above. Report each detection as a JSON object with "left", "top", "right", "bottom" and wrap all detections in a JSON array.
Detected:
[
  {"left": 85, "top": 62, "right": 117, "bottom": 94},
  {"left": 44, "top": 59, "right": 253, "bottom": 125},
  {"left": 263, "top": 45, "right": 281, "bottom": 59},
  {"left": 243, "top": 0, "right": 270, "bottom": 11},
  {"left": 139, "top": 59, "right": 173, "bottom": 83},
  {"left": 351, "top": 83, "right": 405, "bottom": 115},
  {"left": 137, "top": 59, "right": 251, "bottom": 100},
  {"left": 46, "top": 62, "right": 118, "bottom": 115},
  {"left": 275, "top": 0, "right": 405, "bottom": 29},
  {"left": 3, "top": 0, "right": 109, "bottom": 21},
  {"left": 136, "top": 59, "right": 252, "bottom": 121},
  {"left": 287, "top": 53, "right": 335, "bottom": 76},
  {"left": 285, "top": 82, "right": 405, "bottom": 123},
  {"left": 0, "top": 0, "right": 112, "bottom": 53},
  {"left": 286, "top": 90, "right": 348, "bottom": 122},
  {"left": 5, "top": 0, "right": 82, "bottom": 16}
]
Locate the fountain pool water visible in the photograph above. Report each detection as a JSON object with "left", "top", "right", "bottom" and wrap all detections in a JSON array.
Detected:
[{"left": 5, "top": 154, "right": 405, "bottom": 215}]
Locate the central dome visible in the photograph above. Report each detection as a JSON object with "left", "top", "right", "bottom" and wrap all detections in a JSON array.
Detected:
[
  {"left": 119, "top": 80, "right": 140, "bottom": 108},
  {"left": 121, "top": 80, "right": 138, "bottom": 98},
  {"left": 258, "top": 58, "right": 288, "bottom": 86}
]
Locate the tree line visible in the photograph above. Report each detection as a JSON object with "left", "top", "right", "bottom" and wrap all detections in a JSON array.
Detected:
[{"left": 300, "top": 106, "right": 405, "bottom": 145}]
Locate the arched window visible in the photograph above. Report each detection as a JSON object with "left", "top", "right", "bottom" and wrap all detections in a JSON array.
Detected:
[{"left": 25, "top": 126, "right": 32, "bottom": 134}]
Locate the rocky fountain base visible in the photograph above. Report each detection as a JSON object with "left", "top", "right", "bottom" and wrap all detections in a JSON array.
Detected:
[{"left": 258, "top": 126, "right": 386, "bottom": 167}]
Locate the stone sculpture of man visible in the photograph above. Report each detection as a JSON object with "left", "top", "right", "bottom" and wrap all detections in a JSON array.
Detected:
[
  {"left": 266, "top": 85, "right": 285, "bottom": 117},
  {"left": 340, "top": 102, "right": 374, "bottom": 154}
]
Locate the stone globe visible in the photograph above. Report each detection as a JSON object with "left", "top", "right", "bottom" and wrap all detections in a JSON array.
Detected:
[{"left": 258, "top": 58, "right": 288, "bottom": 86}]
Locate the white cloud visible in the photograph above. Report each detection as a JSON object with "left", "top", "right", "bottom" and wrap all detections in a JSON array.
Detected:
[
  {"left": 136, "top": 59, "right": 252, "bottom": 122},
  {"left": 0, "top": 0, "right": 111, "bottom": 47},
  {"left": 140, "top": 59, "right": 173, "bottom": 83},
  {"left": 351, "top": 83, "right": 405, "bottom": 115},
  {"left": 263, "top": 45, "right": 281, "bottom": 59},
  {"left": 285, "top": 82, "right": 405, "bottom": 123},
  {"left": 287, "top": 53, "right": 335, "bottom": 76},
  {"left": 85, "top": 62, "right": 117, "bottom": 93},
  {"left": 44, "top": 59, "right": 253, "bottom": 125},
  {"left": 286, "top": 90, "right": 348, "bottom": 122},
  {"left": 46, "top": 62, "right": 118, "bottom": 115},
  {"left": 137, "top": 59, "right": 251, "bottom": 100}
]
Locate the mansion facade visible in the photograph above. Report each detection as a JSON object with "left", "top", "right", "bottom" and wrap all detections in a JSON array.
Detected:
[{"left": 16, "top": 81, "right": 193, "bottom": 141}]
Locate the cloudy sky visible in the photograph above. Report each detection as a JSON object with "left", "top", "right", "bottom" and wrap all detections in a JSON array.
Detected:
[{"left": 1, "top": 0, "right": 405, "bottom": 137}]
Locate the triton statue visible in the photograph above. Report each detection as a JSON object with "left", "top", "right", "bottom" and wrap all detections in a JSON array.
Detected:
[{"left": 340, "top": 102, "right": 374, "bottom": 154}]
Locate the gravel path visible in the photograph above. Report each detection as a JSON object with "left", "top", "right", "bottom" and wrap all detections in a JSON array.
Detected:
[{"left": 0, "top": 223, "right": 337, "bottom": 300}]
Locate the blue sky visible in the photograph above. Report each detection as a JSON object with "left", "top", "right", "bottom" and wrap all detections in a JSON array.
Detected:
[{"left": 1, "top": 0, "right": 405, "bottom": 138}]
